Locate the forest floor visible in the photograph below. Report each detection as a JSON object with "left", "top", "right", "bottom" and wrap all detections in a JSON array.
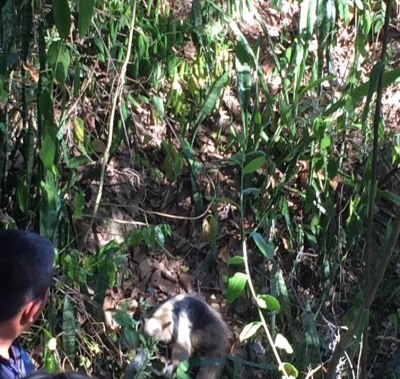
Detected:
[{"left": 63, "top": 1, "right": 400, "bottom": 378}]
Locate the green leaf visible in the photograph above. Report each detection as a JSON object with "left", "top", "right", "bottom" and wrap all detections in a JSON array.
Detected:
[
  {"left": 40, "top": 172, "right": 61, "bottom": 240},
  {"left": 227, "top": 256, "right": 244, "bottom": 265},
  {"left": 361, "top": 61, "right": 383, "bottom": 125},
  {"left": 191, "top": 0, "right": 202, "bottom": 30},
  {"left": 252, "top": 232, "right": 275, "bottom": 260},
  {"left": 243, "top": 156, "right": 266, "bottom": 174},
  {"left": 38, "top": 90, "right": 55, "bottom": 124},
  {"left": 154, "top": 225, "right": 166, "bottom": 248},
  {"left": 73, "top": 192, "right": 85, "bottom": 218},
  {"left": 226, "top": 272, "right": 247, "bottom": 303},
  {"left": 239, "top": 321, "right": 262, "bottom": 342},
  {"left": 48, "top": 41, "right": 71, "bottom": 89},
  {"left": 209, "top": 215, "right": 218, "bottom": 250},
  {"left": 152, "top": 95, "right": 165, "bottom": 119},
  {"left": 236, "top": 59, "right": 251, "bottom": 113},
  {"left": 257, "top": 294, "right": 280, "bottom": 311},
  {"left": 78, "top": 0, "right": 94, "bottom": 37},
  {"left": 40, "top": 134, "right": 56, "bottom": 169},
  {"left": 320, "top": 135, "right": 331, "bottom": 152},
  {"left": 327, "top": 158, "right": 338, "bottom": 179},
  {"left": 324, "top": 67, "right": 400, "bottom": 116},
  {"left": 280, "top": 362, "right": 299, "bottom": 378},
  {"left": 62, "top": 297, "right": 76, "bottom": 364},
  {"left": 53, "top": 0, "right": 71, "bottom": 39},
  {"left": 194, "top": 72, "right": 228, "bottom": 129},
  {"left": 224, "top": 152, "right": 244, "bottom": 166},
  {"left": 379, "top": 189, "right": 400, "bottom": 206},
  {"left": 16, "top": 181, "right": 27, "bottom": 213},
  {"left": 176, "top": 360, "right": 191, "bottom": 379}
]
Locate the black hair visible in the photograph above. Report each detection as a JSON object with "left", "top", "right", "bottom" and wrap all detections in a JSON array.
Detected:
[
  {"left": 172, "top": 296, "right": 218, "bottom": 338},
  {"left": 25, "top": 371, "right": 93, "bottom": 379},
  {"left": 0, "top": 229, "right": 55, "bottom": 322}
]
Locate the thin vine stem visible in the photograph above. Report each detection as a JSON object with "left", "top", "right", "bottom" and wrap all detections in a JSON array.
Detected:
[{"left": 240, "top": 161, "right": 290, "bottom": 378}]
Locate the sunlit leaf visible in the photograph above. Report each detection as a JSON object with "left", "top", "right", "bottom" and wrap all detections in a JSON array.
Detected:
[
  {"left": 227, "top": 256, "right": 244, "bottom": 265},
  {"left": 73, "top": 117, "right": 85, "bottom": 143},
  {"left": 226, "top": 272, "right": 247, "bottom": 303},
  {"left": 243, "top": 156, "right": 266, "bottom": 174},
  {"left": 40, "top": 134, "right": 56, "bottom": 169},
  {"left": 280, "top": 362, "right": 299, "bottom": 378},
  {"left": 239, "top": 321, "right": 262, "bottom": 342},
  {"left": 257, "top": 294, "right": 281, "bottom": 311}
]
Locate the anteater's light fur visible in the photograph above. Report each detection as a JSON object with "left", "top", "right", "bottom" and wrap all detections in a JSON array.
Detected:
[{"left": 144, "top": 294, "right": 230, "bottom": 379}]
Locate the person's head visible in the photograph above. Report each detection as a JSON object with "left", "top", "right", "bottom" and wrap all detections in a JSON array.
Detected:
[
  {"left": 0, "top": 229, "right": 55, "bottom": 329},
  {"left": 25, "top": 371, "right": 93, "bottom": 379}
]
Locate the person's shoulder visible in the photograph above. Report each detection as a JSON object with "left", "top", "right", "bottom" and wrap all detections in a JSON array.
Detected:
[{"left": 11, "top": 339, "right": 36, "bottom": 376}]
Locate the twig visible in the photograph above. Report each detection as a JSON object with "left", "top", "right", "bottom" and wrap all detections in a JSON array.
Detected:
[{"left": 83, "top": 1, "right": 138, "bottom": 244}]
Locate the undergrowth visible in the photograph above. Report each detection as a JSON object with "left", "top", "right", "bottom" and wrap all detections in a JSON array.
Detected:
[{"left": 1, "top": 0, "right": 400, "bottom": 377}]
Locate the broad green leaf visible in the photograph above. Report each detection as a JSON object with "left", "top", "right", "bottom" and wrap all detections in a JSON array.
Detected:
[
  {"left": 192, "top": 0, "right": 202, "bottom": 30},
  {"left": 194, "top": 72, "right": 229, "bottom": 129},
  {"left": 48, "top": 41, "right": 71, "bottom": 89},
  {"left": 327, "top": 158, "right": 338, "bottom": 179},
  {"left": 226, "top": 272, "right": 247, "bottom": 303},
  {"left": 236, "top": 59, "right": 251, "bottom": 113},
  {"left": 176, "top": 360, "right": 191, "bottom": 379},
  {"left": 239, "top": 321, "right": 262, "bottom": 342},
  {"left": 320, "top": 135, "right": 331, "bottom": 152},
  {"left": 209, "top": 215, "right": 218, "bottom": 249},
  {"left": 73, "top": 192, "right": 85, "bottom": 218},
  {"left": 280, "top": 362, "right": 299, "bottom": 378},
  {"left": 67, "top": 155, "right": 90, "bottom": 169},
  {"left": 38, "top": 90, "right": 55, "bottom": 124},
  {"left": 227, "top": 256, "right": 244, "bottom": 265},
  {"left": 143, "top": 227, "right": 156, "bottom": 249},
  {"left": 62, "top": 297, "right": 76, "bottom": 364},
  {"left": 40, "top": 172, "right": 61, "bottom": 240},
  {"left": 257, "top": 294, "right": 281, "bottom": 311},
  {"left": 324, "top": 67, "right": 400, "bottom": 116},
  {"left": 53, "top": 0, "right": 71, "bottom": 39},
  {"left": 252, "top": 232, "right": 275, "bottom": 260},
  {"left": 224, "top": 152, "right": 244, "bottom": 166},
  {"left": 379, "top": 189, "right": 400, "bottom": 206},
  {"left": 16, "top": 181, "right": 27, "bottom": 212},
  {"left": 361, "top": 61, "right": 383, "bottom": 125},
  {"left": 78, "top": 0, "right": 94, "bottom": 37},
  {"left": 123, "top": 328, "right": 139, "bottom": 348},
  {"left": 243, "top": 156, "right": 266, "bottom": 174},
  {"left": 40, "top": 134, "right": 56, "bottom": 169},
  {"left": 299, "top": 75, "right": 335, "bottom": 98},
  {"left": 154, "top": 225, "right": 166, "bottom": 247},
  {"left": 305, "top": 185, "right": 316, "bottom": 213},
  {"left": 73, "top": 117, "right": 85, "bottom": 143},
  {"left": 299, "top": 0, "right": 317, "bottom": 43},
  {"left": 152, "top": 95, "right": 165, "bottom": 119}
]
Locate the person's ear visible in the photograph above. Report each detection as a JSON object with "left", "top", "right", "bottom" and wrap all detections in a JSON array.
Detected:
[{"left": 20, "top": 299, "right": 44, "bottom": 326}]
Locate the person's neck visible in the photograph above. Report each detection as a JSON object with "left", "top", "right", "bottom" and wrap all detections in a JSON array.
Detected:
[{"left": 0, "top": 322, "right": 18, "bottom": 360}]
